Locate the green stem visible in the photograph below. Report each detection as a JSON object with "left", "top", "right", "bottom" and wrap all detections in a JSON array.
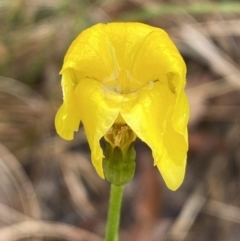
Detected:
[{"left": 104, "top": 184, "right": 124, "bottom": 241}]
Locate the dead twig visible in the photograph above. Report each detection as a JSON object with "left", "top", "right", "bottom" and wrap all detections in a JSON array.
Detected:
[
  {"left": 0, "top": 143, "right": 41, "bottom": 220},
  {"left": 203, "top": 200, "right": 240, "bottom": 224},
  {"left": 180, "top": 25, "right": 240, "bottom": 89},
  {"left": 59, "top": 153, "right": 97, "bottom": 218},
  {"left": 167, "top": 184, "right": 207, "bottom": 241},
  {"left": 0, "top": 220, "right": 103, "bottom": 241}
]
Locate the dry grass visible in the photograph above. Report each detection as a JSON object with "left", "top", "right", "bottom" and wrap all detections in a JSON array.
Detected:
[{"left": 1, "top": 0, "right": 240, "bottom": 240}]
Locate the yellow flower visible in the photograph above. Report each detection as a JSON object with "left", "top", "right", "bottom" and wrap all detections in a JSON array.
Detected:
[{"left": 55, "top": 22, "right": 189, "bottom": 190}]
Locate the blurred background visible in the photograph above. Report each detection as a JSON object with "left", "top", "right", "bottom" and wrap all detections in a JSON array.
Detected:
[{"left": 1, "top": 0, "right": 240, "bottom": 240}]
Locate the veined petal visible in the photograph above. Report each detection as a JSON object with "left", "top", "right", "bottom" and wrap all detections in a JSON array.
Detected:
[
  {"left": 172, "top": 91, "right": 190, "bottom": 136},
  {"left": 157, "top": 122, "right": 188, "bottom": 190},
  {"left": 61, "top": 24, "right": 114, "bottom": 81},
  {"left": 121, "top": 81, "right": 187, "bottom": 190},
  {"left": 130, "top": 30, "right": 186, "bottom": 92},
  {"left": 61, "top": 23, "right": 186, "bottom": 95},
  {"left": 74, "top": 77, "right": 123, "bottom": 178},
  {"left": 157, "top": 154, "right": 187, "bottom": 191},
  {"left": 55, "top": 70, "right": 80, "bottom": 140},
  {"left": 104, "top": 23, "right": 157, "bottom": 72},
  {"left": 55, "top": 103, "right": 80, "bottom": 140}
]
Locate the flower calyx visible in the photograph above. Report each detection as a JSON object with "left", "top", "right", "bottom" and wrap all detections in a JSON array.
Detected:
[{"left": 103, "top": 123, "right": 137, "bottom": 186}]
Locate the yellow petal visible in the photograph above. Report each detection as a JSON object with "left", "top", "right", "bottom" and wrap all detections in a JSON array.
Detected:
[
  {"left": 172, "top": 90, "right": 189, "bottom": 136},
  {"left": 55, "top": 69, "right": 80, "bottom": 140},
  {"left": 61, "top": 23, "right": 114, "bottom": 82},
  {"left": 61, "top": 23, "right": 186, "bottom": 95},
  {"left": 157, "top": 123, "right": 188, "bottom": 190},
  {"left": 103, "top": 23, "right": 157, "bottom": 71},
  {"left": 121, "top": 81, "right": 187, "bottom": 190},
  {"left": 73, "top": 77, "right": 123, "bottom": 178},
  {"left": 130, "top": 30, "right": 186, "bottom": 92}
]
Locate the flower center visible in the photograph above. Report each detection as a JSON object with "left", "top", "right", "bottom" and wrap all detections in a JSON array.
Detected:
[{"left": 104, "top": 116, "right": 136, "bottom": 152}]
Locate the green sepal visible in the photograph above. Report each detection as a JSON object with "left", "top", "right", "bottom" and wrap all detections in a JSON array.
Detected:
[{"left": 103, "top": 141, "right": 136, "bottom": 186}]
